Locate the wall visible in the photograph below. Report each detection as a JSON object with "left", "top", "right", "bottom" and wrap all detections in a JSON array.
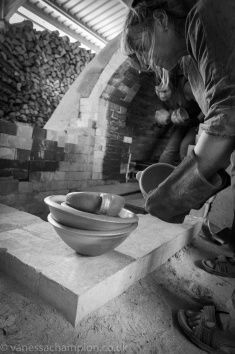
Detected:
[
  {"left": 0, "top": 120, "right": 116, "bottom": 219},
  {"left": 126, "top": 72, "right": 168, "bottom": 162}
]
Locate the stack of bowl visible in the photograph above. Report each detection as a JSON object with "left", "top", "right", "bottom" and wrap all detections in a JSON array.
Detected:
[{"left": 44, "top": 192, "right": 138, "bottom": 256}]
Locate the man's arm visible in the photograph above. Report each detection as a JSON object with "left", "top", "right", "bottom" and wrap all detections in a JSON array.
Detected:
[{"left": 194, "top": 131, "right": 234, "bottom": 179}]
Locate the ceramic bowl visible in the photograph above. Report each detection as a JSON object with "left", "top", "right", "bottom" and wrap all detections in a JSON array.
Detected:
[
  {"left": 44, "top": 195, "right": 138, "bottom": 231},
  {"left": 136, "top": 163, "right": 175, "bottom": 198},
  {"left": 48, "top": 213, "right": 138, "bottom": 256},
  {"left": 66, "top": 191, "right": 125, "bottom": 217}
]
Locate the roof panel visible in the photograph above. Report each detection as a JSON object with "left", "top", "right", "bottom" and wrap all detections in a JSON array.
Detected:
[{"left": 14, "top": 0, "right": 129, "bottom": 51}]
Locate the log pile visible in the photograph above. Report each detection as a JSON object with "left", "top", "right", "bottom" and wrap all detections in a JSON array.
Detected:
[{"left": 0, "top": 20, "right": 95, "bottom": 126}]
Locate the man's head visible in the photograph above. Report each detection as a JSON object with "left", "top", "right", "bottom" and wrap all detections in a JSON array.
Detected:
[
  {"left": 155, "top": 86, "right": 172, "bottom": 101},
  {"left": 122, "top": 1, "right": 188, "bottom": 71}
]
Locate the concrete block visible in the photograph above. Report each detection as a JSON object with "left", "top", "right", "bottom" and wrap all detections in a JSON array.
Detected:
[
  {"left": 0, "top": 147, "right": 16, "bottom": 159},
  {"left": 0, "top": 211, "right": 41, "bottom": 232},
  {"left": 0, "top": 203, "right": 17, "bottom": 215},
  {"left": 0, "top": 251, "right": 40, "bottom": 294},
  {"left": 39, "top": 250, "right": 134, "bottom": 325},
  {"left": 0, "top": 203, "right": 201, "bottom": 326},
  {"left": 116, "top": 215, "right": 194, "bottom": 259}
]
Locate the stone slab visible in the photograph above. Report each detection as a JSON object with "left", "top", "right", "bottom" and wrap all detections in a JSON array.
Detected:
[{"left": 0, "top": 203, "right": 202, "bottom": 326}]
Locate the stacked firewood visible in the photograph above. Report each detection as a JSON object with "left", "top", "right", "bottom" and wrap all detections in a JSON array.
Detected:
[{"left": 0, "top": 20, "right": 94, "bottom": 126}]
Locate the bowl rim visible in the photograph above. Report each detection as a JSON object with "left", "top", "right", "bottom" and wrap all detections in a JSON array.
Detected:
[
  {"left": 44, "top": 195, "right": 138, "bottom": 224},
  {"left": 48, "top": 213, "right": 138, "bottom": 237},
  {"left": 139, "top": 162, "right": 175, "bottom": 194}
]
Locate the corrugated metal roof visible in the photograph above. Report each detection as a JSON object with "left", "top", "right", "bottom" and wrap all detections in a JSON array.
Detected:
[{"left": 9, "top": 0, "right": 130, "bottom": 52}]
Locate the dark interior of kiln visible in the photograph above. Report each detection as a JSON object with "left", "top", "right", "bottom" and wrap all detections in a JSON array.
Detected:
[{"left": 102, "top": 62, "right": 173, "bottom": 182}]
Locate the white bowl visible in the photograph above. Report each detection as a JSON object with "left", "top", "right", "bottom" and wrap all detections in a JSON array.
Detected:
[
  {"left": 44, "top": 195, "right": 138, "bottom": 231},
  {"left": 48, "top": 213, "right": 138, "bottom": 256}
]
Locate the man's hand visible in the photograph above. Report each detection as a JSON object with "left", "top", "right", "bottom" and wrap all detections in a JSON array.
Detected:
[
  {"left": 155, "top": 109, "right": 171, "bottom": 126},
  {"left": 171, "top": 107, "right": 190, "bottom": 126},
  {"left": 145, "top": 149, "right": 230, "bottom": 223}
]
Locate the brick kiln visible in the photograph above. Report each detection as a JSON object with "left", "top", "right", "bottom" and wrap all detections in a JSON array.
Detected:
[{"left": 0, "top": 27, "right": 165, "bottom": 218}]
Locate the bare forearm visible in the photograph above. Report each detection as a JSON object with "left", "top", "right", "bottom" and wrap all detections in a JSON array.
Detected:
[{"left": 194, "top": 131, "right": 235, "bottom": 179}]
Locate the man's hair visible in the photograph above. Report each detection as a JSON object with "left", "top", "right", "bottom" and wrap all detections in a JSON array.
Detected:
[{"left": 121, "top": 1, "right": 190, "bottom": 88}]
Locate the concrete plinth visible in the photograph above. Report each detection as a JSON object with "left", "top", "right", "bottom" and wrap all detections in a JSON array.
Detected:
[{"left": 0, "top": 203, "right": 202, "bottom": 326}]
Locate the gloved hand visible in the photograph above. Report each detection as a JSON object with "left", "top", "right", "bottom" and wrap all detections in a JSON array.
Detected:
[
  {"left": 155, "top": 109, "right": 171, "bottom": 126},
  {"left": 171, "top": 107, "right": 190, "bottom": 126},
  {"left": 145, "top": 150, "right": 230, "bottom": 223}
]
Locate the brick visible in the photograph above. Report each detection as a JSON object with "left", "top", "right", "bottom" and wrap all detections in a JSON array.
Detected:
[
  {"left": 44, "top": 150, "right": 57, "bottom": 160},
  {"left": 0, "top": 179, "right": 18, "bottom": 195},
  {"left": 0, "top": 169, "right": 12, "bottom": 178},
  {"left": 65, "top": 171, "right": 91, "bottom": 180},
  {"left": 66, "top": 134, "right": 78, "bottom": 144},
  {"left": 55, "top": 148, "right": 65, "bottom": 161},
  {"left": 17, "top": 149, "right": 31, "bottom": 161},
  {"left": 58, "top": 135, "right": 65, "bottom": 147},
  {"left": 0, "top": 159, "right": 28, "bottom": 169},
  {"left": 32, "top": 180, "right": 68, "bottom": 192},
  {"left": 13, "top": 169, "right": 28, "bottom": 180},
  {"left": 18, "top": 182, "right": 34, "bottom": 194},
  {"left": 44, "top": 140, "right": 58, "bottom": 151},
  {"left": 0, "top": 121, "right": 17, "bottom": 135},
  {"left": 0, "top": 134, "right": 32, "bottom": 150},
  {"left": 29, "top": 160, "right": 59, "bottom": 172},
  {"left": 59, "top": 161, "right": 88, "bottom": 172},
  {"left": 46, "top": 129, "right": 58, "bottom": 141},
  {"left": 0, "top": 147, "right": 16, "bottom": 160},
  {"left": 16, "top": 123, "right": 33, "bottom": 139},
  {"left": 67, "top": 180, "right": 88, "bottom": 190},
  {"left": 36, "top": 171, "right": 66, "bottom": 182},
  {"left": 30, "top": 150, "right": 45, "bottom": 160},
  {"left": 32, "top": 127, "right": 47, "bottom": 140}
]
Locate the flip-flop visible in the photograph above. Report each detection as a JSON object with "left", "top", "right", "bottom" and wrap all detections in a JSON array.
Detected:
[
  {"left": 177, "top": 305, "right": 234, "bottom": 353},
  {"left": 201, "top": 255, "right": 235, "bottom": 278}
]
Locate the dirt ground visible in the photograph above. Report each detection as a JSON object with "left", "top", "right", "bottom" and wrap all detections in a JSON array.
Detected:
[{"left": 0, "top": 236, "right": 234, "bottom": 354}]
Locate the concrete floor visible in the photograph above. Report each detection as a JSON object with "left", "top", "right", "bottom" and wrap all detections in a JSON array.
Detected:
[{"left": 1, "top": 236, "right": 234, "bottom": 354}]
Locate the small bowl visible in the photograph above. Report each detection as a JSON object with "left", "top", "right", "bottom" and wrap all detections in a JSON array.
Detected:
[
  {"left": 48, "top": 213, "right": 138, "bottom": 256},
  {"left": 66, "top": 191, "right": 125, "bottom": 217},
  {"left": 44, "top": 195, "right": 138, "bottom": 231},
  {"left": 136, "top": 163, "right": 175, "bottom": 198}
]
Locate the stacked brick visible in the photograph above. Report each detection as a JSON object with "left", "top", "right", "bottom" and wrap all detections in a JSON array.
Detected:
[
  {"left": 0, "top": 20, "right": 94, "bottom": 126},
  {"left": 126, "top": 72, "right": 168, "bottom": 162},
  {"left": 101, "top": 62, "right": 141, "bottom": 180},
  {"left": 0, "top": 120, "right": 97, "bottom": 218}
]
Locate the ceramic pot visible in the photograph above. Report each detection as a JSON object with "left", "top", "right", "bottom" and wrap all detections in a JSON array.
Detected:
[{"left": 136, "top": 163, "right": 175, "bottom": 198}]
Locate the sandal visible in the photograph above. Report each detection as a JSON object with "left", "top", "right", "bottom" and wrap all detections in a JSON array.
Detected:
[
  {"left": 201, "top": 255, "right": 235, "bottom": 278},
  {"left": 200, "top": 220, "right": 231, "bottom": 245},
  {"left": 178, "top": 305, "right": 235, "bottom": 353}
]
